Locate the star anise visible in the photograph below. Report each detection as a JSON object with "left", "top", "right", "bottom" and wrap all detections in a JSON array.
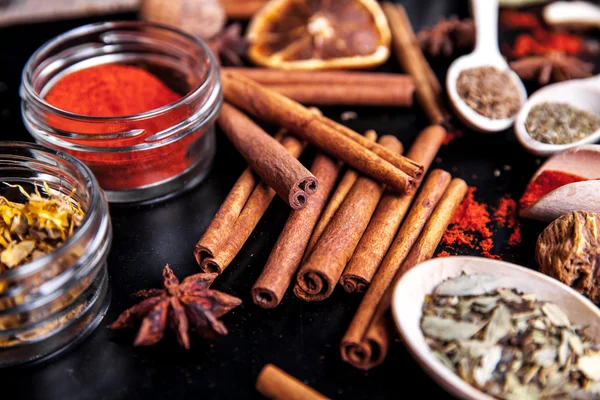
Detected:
[
  {"left": 109, "top": 264, "right": 241, "bottom": 349},
  {"left": 417, "top": 16, "right": 475, "bottom": 57},
  {"left": 206, "top": 23, "right": 249, "bottom": 66},
  {"left": 510, "top": 53, "right": 594, "bottom": 85}
]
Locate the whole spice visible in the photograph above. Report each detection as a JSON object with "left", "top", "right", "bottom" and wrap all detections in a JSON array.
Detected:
[
  {"left": 422, "top": 273, "right": 600, "bottom": 399},
  {"left": 340, "top": 126, "right": 447, "bottom": 293},
  {"left": 383, "top": 3, "right": 447, "bottom": 125},
  {"left": 207, "top": 24, "right": 249, "bottom": 66},
  {"left": 252, "top": 151, "right": 341, "bottom": 309},
  {"left": 416, "top": 16, "right": 475, "bottom": 57},
  {"left": 200, "top": 135, "right": 305, "bottom": 274},
  {"left": 140, "top": 0, "right": 225, "bottom": 40},
  {"left": 109, "top": 264, "right": 241, "bottom": 349},
  {"left": 217, "top": 103, "right": 317, "bottom": 210},
  {"left": 456, "top": 66, "right": 521, "bottom": 120},
  {"left": 0, "top": 183, "right": 84, "bottom": 272},
  {"left": 294, "top": 135, "right": 401, "bottom": 302},
  {"left": 341, "top": 178, "right": 468, "bottom": 370},
  {"left": 256, "top": 364, "right": 330, "bottom": 400},
  {"left": 525, "top": 103, "right": 600, "bottom": 145},
  {"left": 221, "top": 71, "right": 424, "bottom": 194},
  {"left": 536, "top": 211, "right": 600, "bottom": 303},
  {"left": 519, "top": 170, "right": 589, "bottom": 209}
]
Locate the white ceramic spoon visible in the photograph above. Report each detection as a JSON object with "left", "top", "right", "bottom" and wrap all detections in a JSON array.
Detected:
[
  {"left": 392, "top": 256, "right": 600, "bottom": 400},
  {"left": 519, "top": 144, "right": 600, "bottom": 221},
  {"left": 515, "top": 76, "right": 600, "bottom": 157},
  {"left": 543, "top": 1, "right": 600, "bottom": 29},
  {"left": 446, "top": 0, "right": 527, "bottom": 133}
]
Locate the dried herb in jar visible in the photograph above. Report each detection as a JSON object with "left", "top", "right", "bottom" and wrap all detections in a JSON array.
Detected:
[
  {"left": 422, "top": 273, "right": 600, "bottom": 399},
  {"left": 525, "top": 102, "right": 600, "bottom": 145},
  {"left": 456, "top": 66, "right": 521, "bottom": 119},
  {"left": 0, "top": 183, "right": 84, "bottom": 272}
]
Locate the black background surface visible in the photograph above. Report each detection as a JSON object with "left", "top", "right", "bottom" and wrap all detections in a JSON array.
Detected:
[{"left": 0, "top": 0, "right": 583, "bottom": 398}]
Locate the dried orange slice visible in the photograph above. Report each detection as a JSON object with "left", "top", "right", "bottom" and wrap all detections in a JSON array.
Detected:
[{"left": 246, "top": 0, "right": 391, "bottom": 70}]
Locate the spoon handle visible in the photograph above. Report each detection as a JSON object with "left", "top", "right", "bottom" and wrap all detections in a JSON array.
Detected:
[{"left": 471, "top": 0, "right": 501, "bottom": 58}]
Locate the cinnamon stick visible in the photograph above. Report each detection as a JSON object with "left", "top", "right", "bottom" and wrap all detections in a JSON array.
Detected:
[
  {"left": 340, "top": 177, "right": 467, "bottom": 370},
  {"left": 361, "top": 178, "right": 469, "bottom": 369},
  {"left": 294, "top": 135, "right": 402, "bottom": 302},
  {"left": 221, "top": 71, "right": 423, "bottom": 194},
  {"left": 218, "top": 103, "right": 317, "bottom": 210},
  {"left": 340, "top": 126, "right": 446, "bottom": 293},
  {"left": 201, "top": 135, "right": 305, "bottom": 274},
  {"left": 304, "top": 130, "right": 376, "bottom": 260},
  {"left": 252, "top": 152, "right": 341, "bottom": 309},
  {"left": 221, "top": 0, "right": 268, "bottom": 20},
  {"left": 256, "top": 364, "right": 329, "bottom": 400},
  {"left": 194, "top": 130, "right": 286, "bottom": 264},
  {"left": 194, "top": 167, "right": 257, "bottom": 264},
  {"left": 224, "top": 68, "right": 414, "bottom": 87},
  {"left": 340, "top": 169, "right": 452, "bottom": 368},
  {"left": 383, "top": 3, "right": 447, "bottom": 125},
  {"left": 222, "top": 68, "right": 415, "bottom": 106},
  {"left": 266, "top": 84, "right": 413, "bottom": 107}
]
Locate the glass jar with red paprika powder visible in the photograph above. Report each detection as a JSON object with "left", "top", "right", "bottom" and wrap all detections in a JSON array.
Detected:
[{"left": 20, "top": 21, "right": 221, "bottom": 203}]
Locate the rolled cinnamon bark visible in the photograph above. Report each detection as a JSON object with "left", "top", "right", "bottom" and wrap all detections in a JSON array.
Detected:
[
  {"left": 201, "top": 135, "right": 305, "bottom": 274},
  {"left": 218, "top": 103, "right": 317, "bottom": 210},
  {"left": 340, "top": 169, "right": 453, "bottom": 369},
  {"left": 340, "top": 126, "right": 446, "bottom": 293},
  {"left": 341, "top": 177, "right": 468, "bottom": 370},
  {"left": 267, "top": 84, "right": 414, "bottom": 107},
  {"left": 252, "top": 152, "right": 341, "bottom": 309},
  {"left": 304, "top": 130, "right": 377, "bottom": 260},
  {"left": 194, "top": 130, "right": 287, "bottom": 264},
  {"left": 193, "top": 168, "right": 257, "bottom": 264},
  {"left": 294, "top": 135, "right": 401, "bottom": 302},
  {"left": 382, "top": 3, "right": 447, "bottom": 125},
  {"left": 221, "top": 0, "right": 268, "bottom": 19},
  {"left": 256, "top": 364, "right": 329, "bottom": 400},
  {"left": 362, "top": 178, "right": 469, "bottom": 369},
  {"left": 224, "top": 68, "right": 414, "bottom": 87},
  {"left": 221, "top": 71, "right": 423, "bottom": 194}
]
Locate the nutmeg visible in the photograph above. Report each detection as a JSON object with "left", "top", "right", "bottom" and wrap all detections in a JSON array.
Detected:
[
  {"left": 140, "top": 0, "right": 226, "bottom": 40},
  {"left": 536, "top": 211, "right": 600, "bottom": 303}
]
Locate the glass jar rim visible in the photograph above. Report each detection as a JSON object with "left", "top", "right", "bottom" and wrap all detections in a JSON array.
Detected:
[
  {"left": 0, "top": 141, "right": 104, "bottom": 281},
  {"left": 20, "top": 20, "right": 218, "bottom": 122}
]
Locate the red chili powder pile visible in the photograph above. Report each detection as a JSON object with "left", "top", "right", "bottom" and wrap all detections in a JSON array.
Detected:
[
  {"left": 440, "top": 188, "right": 521, "bottom": 260},
  {"left": 511, "top": 32, "right": 584, "bottom": 58},
  {"left": 519, "top": 170, "right": 588, "bottom": 209},
  {"left": 46, "top": 64, "right": 181, "bottom": 116},
  {"left": 499, "top": 10, "right": 540, "bottom": 29}
]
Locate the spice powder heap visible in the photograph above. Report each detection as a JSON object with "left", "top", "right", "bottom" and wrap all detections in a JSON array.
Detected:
[
  {"left": 422, "top": 273, "right": 600, "bottom": 399},
  {"left": 519, "top": 170, "right": 589, "bottom": 209},
  {"left": 0, "top": 183, "right": 84, "bottom": 272},
  {"left": 45, "top": 64, "right": 180, "bottom": 117},
  {"left": 456, "top": 66, "right": 521, "bottom": 119},
  {"left": 525, "top": 103, "right": 600, "bottom": 145}
]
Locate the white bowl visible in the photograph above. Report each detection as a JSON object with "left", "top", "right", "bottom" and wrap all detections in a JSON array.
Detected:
[{"left": 391, "top": 256, "right": 600, "bottom": 400}]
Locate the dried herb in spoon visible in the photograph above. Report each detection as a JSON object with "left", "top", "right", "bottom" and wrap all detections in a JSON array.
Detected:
[{"left": 109, "top": 264, "right": 241, "bottom": 349}]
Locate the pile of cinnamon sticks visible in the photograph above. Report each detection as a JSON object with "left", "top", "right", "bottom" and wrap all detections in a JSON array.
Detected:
[{"left": 193, "top": 71, "right": 466, "bottom": 369}]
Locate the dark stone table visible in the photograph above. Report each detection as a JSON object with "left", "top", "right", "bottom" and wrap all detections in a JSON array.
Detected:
[{"left": 0, "top": 1, "right": 571, "bottom": 398}]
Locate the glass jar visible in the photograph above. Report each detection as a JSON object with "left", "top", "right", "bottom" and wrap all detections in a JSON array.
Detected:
[
  {"left": 20, "top": 21, "right": 221, "bottom": 203},
  {"left": 0, "top": 142, "right": 111, "bottom": 367}
]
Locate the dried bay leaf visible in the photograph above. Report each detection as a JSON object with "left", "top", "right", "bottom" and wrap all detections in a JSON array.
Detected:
[
  {"left": 435, "top": 273, "right": 497, "bottom": 296},
  {"left": 542, "top": 302, "right": 571, "bottom": 327},
  {"left": 421, "top": 315, "right": 486, "bottom": 341}
]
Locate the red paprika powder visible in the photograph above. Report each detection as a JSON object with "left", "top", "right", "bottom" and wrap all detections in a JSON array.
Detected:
[
  {"left": 43, "top": 64, "right": 207, "bottom": 194},
  {"left": 441, "top": 188, "right": 522, "bottom": 259},
  {"left": 46, "top": 64, "right": 181, "bottom": 117},
  {"left": 519, "top": 170, "right": 588, "bottom": 209}
]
